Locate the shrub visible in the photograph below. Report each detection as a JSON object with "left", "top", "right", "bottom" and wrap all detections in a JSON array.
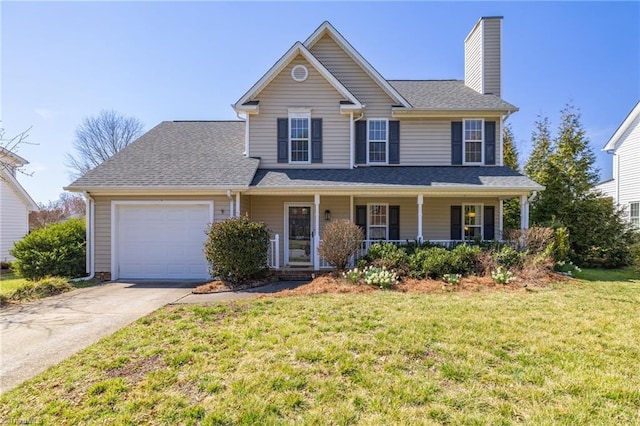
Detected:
[
  {"left": 9, "top": 277, "right": 73, "bottom": 301},
  {"left": 450, "top": 244, "right": 481, "bottom": 275},
  {"left": 10, "top": 219, "right": 86, "bottom": 281},
  {"left": 494, "top": 245, "right": 525, "bottom": 270},
  {"left": 408, "top": 247, "right": 455, "bottom": 279},
  {"left": 363, "top": 266, "right": 397, "bottom": 289},
  {"left": 318, "top": 219, "right": 364, "bottom": 271},
  {"left": 204, "top": 217, "right": 270, "bottom": 284},
  {"left": 365, "top": 242, "right": 409, "bottom": 276},
  {"left": 553, "top": 227, "right": 571, "bottom": 263},
  {"left": 506, "top": 227, "right": 555, "bottom": 255}
]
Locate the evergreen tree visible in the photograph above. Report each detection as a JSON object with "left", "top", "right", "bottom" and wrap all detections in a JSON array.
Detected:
[
  {"left": 502, "top": 123, "right": 521, "bottom": 232},
  {"left": 524, "top": 115, "right": 552, "bottom": 186}
]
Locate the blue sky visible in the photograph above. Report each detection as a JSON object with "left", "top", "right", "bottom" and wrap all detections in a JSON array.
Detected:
[{"left": 2, "top": 1, "right": 639, "bottom": 204}]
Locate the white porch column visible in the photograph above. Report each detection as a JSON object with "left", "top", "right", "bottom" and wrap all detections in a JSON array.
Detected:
[
  {"left": 349, "top": 195, "right": 354, "bottom": 222},
  {"left": 520, "top": 195, "right": 529, "bottom": 229},
  {"left": 417, "top": 195, "right": 424, "bottom": 241},
  {"left": 314, "top": 194, "right": 320, "bottom": 270},
  {"left": 229, "top": 198, "right": 234, "bottom": 218},
  {"left": 235, "top": 193, "right": 241, "bottom": 217}
]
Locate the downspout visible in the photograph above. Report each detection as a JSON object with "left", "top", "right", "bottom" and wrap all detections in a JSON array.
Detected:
[
  {"left": 73, "top": 191, "right": 95, "bottom": 281},
  {"left": 226, "top": 190, "right": 234, "bottom": 218}
]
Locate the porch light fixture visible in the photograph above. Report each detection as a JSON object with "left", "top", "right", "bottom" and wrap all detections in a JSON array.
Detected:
[{"left": 325, "top": 210, "right": 331, "bottom": 221}]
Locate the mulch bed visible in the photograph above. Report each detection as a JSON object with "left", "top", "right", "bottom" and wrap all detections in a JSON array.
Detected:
[{"left": 192, "top": 278, "right": 273, "bottom": 294}]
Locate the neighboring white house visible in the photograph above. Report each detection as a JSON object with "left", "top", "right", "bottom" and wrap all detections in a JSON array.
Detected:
[
  {"left": 0, "top": 148, "right": 39, "bottom": 262},
  {"left": 595, "top": 101, "right": 640, "bottom": 228}
]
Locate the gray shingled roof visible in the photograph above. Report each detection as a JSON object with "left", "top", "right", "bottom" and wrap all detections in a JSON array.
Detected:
[
  {"left": 66, "top": 121, "right": 259, "bottom": 189},
  {"left": 251, "top": 167, "right": 542, "bottom": 190},
  {"left": 388, "top": 80, "right": 517, "bottom": 111}
]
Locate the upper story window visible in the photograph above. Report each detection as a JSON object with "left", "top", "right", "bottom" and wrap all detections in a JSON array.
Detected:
[
  {"left": 463, "top": 204, "right": 483, "bottom": 240},
  {"left": 630, "top": 202, "right": 639, "bottom": 228},
  {"left": 289, "top": 114, "right": 310, "bottom": 164},
  {"left": 463, "top": 119, "right": 484, "bottom": 164},
  {"left": 368, "top": 119, "right": 388, "bottom": 164}
]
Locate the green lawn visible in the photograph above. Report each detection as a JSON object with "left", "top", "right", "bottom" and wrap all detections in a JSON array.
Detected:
[
  {"left": 0, "top": 271, "right": 29, "bottom": 295},
  {"left": 1, "top": 272, "right": 639, "bottom": 424}
]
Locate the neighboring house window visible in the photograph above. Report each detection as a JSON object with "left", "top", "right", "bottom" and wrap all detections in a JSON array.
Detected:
[
  {"left": 368, "top": 204, "right": 388, "bottom": 240},
  {"left": 368, "top": 119, "right": 388, "bottom": 164},
  {"left": 630, "top": 202, "right": 640, "bottom": 228},
  {"left": 463, "top": 119, "right": 483, "bottom": 164},
  {"left": 463, "top": 204, "right": 483, "bottom": 240},
  {"left": 290, "top": 114, "right": 310, "bottom": 163}
]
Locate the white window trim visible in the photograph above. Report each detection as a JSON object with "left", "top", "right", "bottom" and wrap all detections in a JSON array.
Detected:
[
  {"left": 462, "top": 203, "right": 483, "bottom": 240},
  {"left": 289, "top": 112, "right": 311, "bottom": 164},
  {"left": 629, "top": 201, "right": 640, "bottom": 228},
  {"left": 367, "top": 202, "right": 389, "bottom": 240},
  {"left": 110, "top": 200, "right": 215, "bottom": 281},
  {"left": 462, "top": 118, "right": 484, "bottom": 165},
  {"left": 284, "top": 202, "right": 314, "bottom": 265},
  {"left": 366, "top": 118, "right": 389, "bottom": 165}
]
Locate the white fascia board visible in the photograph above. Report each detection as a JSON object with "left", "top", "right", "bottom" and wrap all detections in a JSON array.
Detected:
[
  {"left": 0, "top": 147, "right": 29, "bottom": 166},
  {"left": 303, "top": 21, "right": 411, "bottom": 108},
  {"left": 234, "top": 41, "right": 361, "bottom": 110},
  {"left": 602, "top": 101, "right": 640, "bottom": 152},
  {"left": 246, "top": 185, "right": 543, "bottom": 196},
  {"left": 392, "top": 108, "right": 516, "bottom": 118},
  {"left": 62, "top": 186, "right": 250, "bottom": 195},
  {"left": 1, "top": 169, "right": 39, "bottom": 211}
]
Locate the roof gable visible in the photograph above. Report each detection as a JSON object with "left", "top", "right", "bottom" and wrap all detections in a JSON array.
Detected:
[
  {"left": 304, "top": 21, "right": 411, "bottom": 108},
  {"left": 234, "top": 42, "right": 361, "bottom": 110},
  {"left": 603, "top": 101, "right": 640, "bottom": 152},
  {"left": 1, "top": 169, "right": 39, "bottom": 211}
]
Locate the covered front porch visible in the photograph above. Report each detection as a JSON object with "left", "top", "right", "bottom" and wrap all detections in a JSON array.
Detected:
[{"left": 243, "top": 192, "right": 533, "bottom": 271}]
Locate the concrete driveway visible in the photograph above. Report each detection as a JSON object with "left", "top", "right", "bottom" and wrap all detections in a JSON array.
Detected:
[{"left": 0, "top": 280, "right": 304, "bottom": 395}]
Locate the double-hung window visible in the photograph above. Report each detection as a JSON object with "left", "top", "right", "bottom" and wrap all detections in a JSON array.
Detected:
[
  {"left": 368, "top": 119, "right": 388, "bottom": 164},
  {"left": 630, "top": 202, "right": 640, "bottom": 229},
  {"left": 463, "top": 204, "right": 482, "bottom": 240},
  {"left": 289, "top": 114, "right": 310, "bottom": 163},
  {"left": 368, "top": 204, "right": 388, "bottom": 240},
  {"left": 463, "top": 119, "right": 483, "bottom": 164}
]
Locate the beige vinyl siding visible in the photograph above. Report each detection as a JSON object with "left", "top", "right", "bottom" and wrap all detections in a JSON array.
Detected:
[
  {"left": 249, "top": 55, "right": 350, "bottom": 168},
  {"left": 616, "top": 113, "right": 640, "bottom": 210},
  {"left": 464, "top": 23, "right": 483, "bottom": 94},
  {"left": 398, "top": 117, "right": 501, "bottom": 165},
  {"left": 482, "top": 19, "right": 501, "bottom": 97},
  {"left": 424, "top": 197, "right": 499, "bottom": 240},
  {"left": 0, "top": 180, "right": 30, "bottom": 261},
  {"left": 239, "top": 194, "right": 252, "bottom": 218},
  {"left": 309, "top": 34, "right": 395, "bottom": 118},
  {"left": 92, "top": 195, "right": 230, "bottom": 274}
]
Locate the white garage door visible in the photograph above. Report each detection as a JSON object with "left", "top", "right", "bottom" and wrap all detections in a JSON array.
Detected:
[{"left": 117, "top": 204, "right": 211, "bottom": 279}]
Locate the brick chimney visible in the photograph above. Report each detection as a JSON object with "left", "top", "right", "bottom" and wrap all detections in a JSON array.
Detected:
[{"left": 464, "top": 16, "right": 502, "bottom": 97}]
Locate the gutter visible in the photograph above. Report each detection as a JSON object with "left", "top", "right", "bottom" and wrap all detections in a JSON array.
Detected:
[{"left": 73, "top": 191, "right": 95, "bottom": 282}]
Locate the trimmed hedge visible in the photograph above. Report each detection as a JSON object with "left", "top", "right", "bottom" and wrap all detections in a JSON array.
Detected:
[{"left": 10, "top": 219, "right": 86, "bottom": 281}]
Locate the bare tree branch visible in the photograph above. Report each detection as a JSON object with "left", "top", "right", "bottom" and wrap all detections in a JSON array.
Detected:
[
  {"left": 66, "top": 110, "right": 144, "bottom": 179},
  {"left": 0, "top": 124, "right": 37, "bottom": 178},
  {"left": 29, "top": 192, "right": 86, "bottom": 231}
]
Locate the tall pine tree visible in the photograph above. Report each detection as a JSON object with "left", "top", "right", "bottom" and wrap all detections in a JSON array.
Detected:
[{"left": 502, "top": 123, "right": 521, "bottom": 231}]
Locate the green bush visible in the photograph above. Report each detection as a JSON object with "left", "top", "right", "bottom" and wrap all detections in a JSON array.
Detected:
[
  {"left": 553, "top": 227, "right": 570, "bottom": 263},
  {"left": 365, "top": 242, "right": 409, "bottom": 275},
  {"left": 408, "top": 247, "right": 455, "bottom": 279},
  {"left": 451, "top": 244, "right": 481, "bottom": 275},
  {"left": 204, "top": 217, "right": 270, "bottom": 284},
  {"left": 494, "top": 245, "right": 525, "bottom": 270},
  {"left": 10, "top": 219, "right": 86, "bottom": 281}
]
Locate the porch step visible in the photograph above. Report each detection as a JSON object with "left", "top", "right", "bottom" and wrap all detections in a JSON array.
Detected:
[{"left": 274, "top": 269, "right": 320, "bottom": 281}]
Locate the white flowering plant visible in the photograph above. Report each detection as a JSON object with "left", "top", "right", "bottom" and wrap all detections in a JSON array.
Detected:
[
  {"left": 442, "top": 273, "right": 461, "bottom": 285},
  {"left": 491, "top": 266, "right": 514, "bottom": 285},
  {"left": 342, "top": 268, "right": 362, "bottom": 285},
  {"left": 555, "top": 260, "right": 582, "bottom": 276},
  {"left": 363, "top": 266, "right": 398, "bottom": 289}
]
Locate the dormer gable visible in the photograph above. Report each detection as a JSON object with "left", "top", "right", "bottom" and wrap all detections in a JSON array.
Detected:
[
  {"left": 304, "top": 21, "right": 411, "bottom": 108},
  {"left": 233, "top": 41, "right": 362, "bottom": 114}
]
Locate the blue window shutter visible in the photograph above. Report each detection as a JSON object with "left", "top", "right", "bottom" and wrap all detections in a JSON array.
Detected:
[
  {"left": 451, "top": 205, "right": 462, "bottom": 240},
  {"left": 485, "top": 121, "right": 496, "bottom": 165},
  {"left": 355, "top": 121, "right": 366, "bottom": 164},
  {"left": 277, "top": 118, "right": 288, "bottom": 163},
  {"left": 484, "top": 206, "right": 495, "bottom": 240},
  {"left": 451, "top": 122, "right": 462, "bottom": 165},
  {"left": 356, "top": 205, "right": 367, "bottom": 237},
  {"left": 389, "top": 206, "right": 400, "bottom": 240},
  {"left": 389, "top": 121, "right": 400, "bottom": 164},
  {"left": 311, "top": 118, "right": 322, "bottom": 163}
]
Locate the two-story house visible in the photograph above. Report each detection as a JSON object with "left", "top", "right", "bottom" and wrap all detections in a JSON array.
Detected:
[
  {"left": 595, "top": 101, "right": 640, "bottom": 227},
  {"left": 66, "top": 18, "right": 542, "bottom": 280}
]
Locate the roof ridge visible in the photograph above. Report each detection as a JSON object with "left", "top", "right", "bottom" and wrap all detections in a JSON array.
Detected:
[{"left": 388, "top": 79, "right": 462, "bottom": 82}]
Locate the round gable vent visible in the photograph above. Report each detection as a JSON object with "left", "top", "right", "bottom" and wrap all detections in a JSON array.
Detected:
[{"left": 291, "top": 65, "right": 308, "bottom": 82}]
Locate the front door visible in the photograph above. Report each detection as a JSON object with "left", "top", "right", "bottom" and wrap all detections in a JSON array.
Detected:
[{"left": 286, "top": 205, "right": 313, "bottom": 265}]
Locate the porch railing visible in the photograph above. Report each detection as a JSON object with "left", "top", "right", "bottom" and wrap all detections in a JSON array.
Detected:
[{"left": 267, "top": 234, "right": 280, "bottom": 270}]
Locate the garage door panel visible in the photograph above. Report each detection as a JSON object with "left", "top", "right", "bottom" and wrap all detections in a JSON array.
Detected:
[{"left": 117, "top": 204, "right": 211, "bottom": 279}]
